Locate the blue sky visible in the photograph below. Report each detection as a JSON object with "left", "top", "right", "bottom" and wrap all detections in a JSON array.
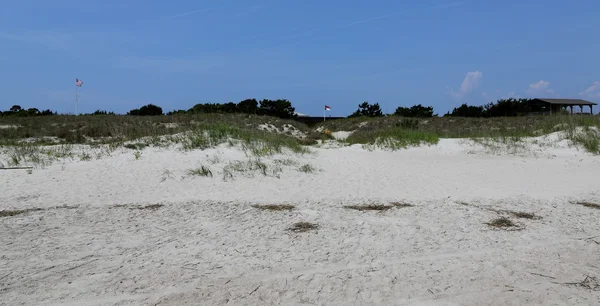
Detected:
[{"left": 1, "top": 0, "right": 600, "bottom": 116}]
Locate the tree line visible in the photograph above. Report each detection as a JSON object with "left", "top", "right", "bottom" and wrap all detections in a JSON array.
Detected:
[
  {"left": 0, "top": 105, "right": 55, "bottom": 117},
  {"left": 1, "top": 97, "right": 555, "bottom": 119}
]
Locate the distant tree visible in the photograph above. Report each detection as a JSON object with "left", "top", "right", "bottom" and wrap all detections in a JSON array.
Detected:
[
  {"left": 166, "top": 109, "right": 188, "bottom": 115},
  {"left": 483, "top": 98, "right": 537, "bottom": 117},
  {"left": 92, "top": 110, "right": 115, "bottom": 115},
  {"left": 128, "top": 104, "right": 163, "bottom": 116},
  {"left": 9, "top": 105, "right": 22, "bottom": 113},
  {"left": 394, "top": 104, "right": 435, "bottom": 117},
  {"left": 446, "top": 103, "right": 485, "bottom": 117},
  {"left": 257, "top": 99, "right": 297, "bottom": 119},
  {"left": 349, "top": 101, "right": 384, "bottom": 117},
  {"left": 237, "top": 98, "right": 258, "bottom": 114},
  {"left": 446, "top": 98, "right": 541, "bottom": 117},
  {"left": 189, "top": 102, "right": 237, "bottom": 114},
  {"left": 27, "top": 108, "right": 40, "bottom": 116}
]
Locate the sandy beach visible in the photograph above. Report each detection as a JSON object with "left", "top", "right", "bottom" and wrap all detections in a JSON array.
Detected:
[{"left": 2, "top": 133, "right": 600, "bottom": 305}]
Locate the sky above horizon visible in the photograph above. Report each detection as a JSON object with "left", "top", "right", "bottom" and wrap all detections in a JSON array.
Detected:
[{"left": 1, "top": 0, "right": 600, "bottom": 116}]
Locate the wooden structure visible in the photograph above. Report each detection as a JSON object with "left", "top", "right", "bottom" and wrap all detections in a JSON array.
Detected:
[{"left": 530, "top": 98, "right": 597, "bottom": 115}]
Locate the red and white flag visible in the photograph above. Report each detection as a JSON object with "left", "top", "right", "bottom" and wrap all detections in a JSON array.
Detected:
[
  {"left": 75, "top": 78, "right": 83, "bottom": 87},
  {"left": 325, "top": 105, "right": 331, "bottom": 111}
]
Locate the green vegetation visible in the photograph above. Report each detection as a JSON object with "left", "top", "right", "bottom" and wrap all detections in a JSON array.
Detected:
[
  {"left": 346, "top": 127, "right": 439, "bottom": 150},
  {"left": 0, "top": 113, "right": 310, "bottom": 146},
  {"left": 1, "top": 97, "right": 599, "bottom": 169},
  {"left": 298, "top": 163, "right": 316, "bottom": 173},
  {"left": 181, "top": 123, "right": 310, "bottom": 156}
]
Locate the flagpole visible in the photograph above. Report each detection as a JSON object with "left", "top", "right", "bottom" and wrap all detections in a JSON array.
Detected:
[{"left": 75, "top": 85, "right": 78, "bottom": 116}]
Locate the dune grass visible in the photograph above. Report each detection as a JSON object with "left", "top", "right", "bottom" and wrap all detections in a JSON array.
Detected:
[
  {"left": 318, "top": 114, "right": 600, "bottom": 154},
  {"left": 346, "top": 127, "right": 439, "bottom": 150},
  {"left": 0, "top": 114, "right": 314, "bottom": 167},
  {"left": 181, "top": 123, "right": 309, "bottom": 156},
  {"left": 0, "top": 113, "right": 312, "bottom": 146}
]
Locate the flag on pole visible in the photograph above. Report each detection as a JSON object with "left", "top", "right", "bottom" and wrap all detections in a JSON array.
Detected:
[
  {"left": 75, "top": 78, "right": 83, "bottom": 87},
  {"left": 325, "top": 105, "right": 331, "bottom": 111}
]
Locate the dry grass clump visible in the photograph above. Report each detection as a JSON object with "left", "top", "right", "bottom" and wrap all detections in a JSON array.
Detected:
[
  {"left": 0, "top": 208, "right": 43, "bottom": 217},
  {"left": 507, "top": 211, "right": 540, "bottom": 219},
  {"left": 390, "top": 202, "right": 414, "bottom": 208},
  {"left": 563, "top": 275, "right": 600, "bottom": 291},
  {"left": 136, "top": 204, "right": 164, "bottom": 210},
  {"left": 108, "top": 203, "right": 164, "bottom": 210},
  {"left": 287, "top": 222, "right": 319, "bottom": 233},
  {"left": 494, "top": 209, "right": 541, "bottom": 220},
  {"left": 344, "top": 202, "right": 414, "bottom": 211},
  {"left": 344, "top": 204, "right": 394, "bottom": 211},
  {"left": 574, "top": 201, "right": 600, "bottom": 210},
  {"left": 251, "top": 204, "right": 295, "bottom": 211},
  {"left": 485, "top": 217, "right": 522, "bottom": 230}
]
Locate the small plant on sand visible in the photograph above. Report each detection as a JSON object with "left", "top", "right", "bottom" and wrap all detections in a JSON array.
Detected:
[
  {"left": 80, "top": 152, "right": 92, "bottom": 161},
  {"left": 574, "top": 201, "right": 600, "bottom": 210},
  {"left": 344, "top": 204, "right": 394, "bottom": 211},
  {"left": 485, "top": 217, "right": 522, "bottom": 230},
  {"left": 288, "top": 222, "right": 319, "bottom": 233},
  {"left": 251, "top": 204, "right": 295, "bottom": 211},
  {"left": 298, "top": 163, "right": 316, "bottom": 173},
  {"left": 133, "top": 150, "right": 142, "bottom": 160},
  {"left": 187, "top": 165, "right": 213, "bottom": 177},
  {"left": 222, "top": 167, "right": 234, "bottom": 181},
  {"left": 160, "top": 169, "right": 175, "bottom": 182},
  {"left": 207, "top": 152, "right": 223, "bottom": 164},
  {"left": 274, "top": 158, "right": 297, "bottom": 166}
]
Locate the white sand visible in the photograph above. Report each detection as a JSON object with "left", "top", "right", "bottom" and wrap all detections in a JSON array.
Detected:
[
  {"left": 331, "top": 130, "right": 353, "bottom": 140},
  {"left": 2, "top": 134, "right": 600, "bottom": 305}
]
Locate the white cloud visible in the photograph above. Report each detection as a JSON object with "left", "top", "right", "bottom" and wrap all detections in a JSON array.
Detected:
[
  {"left": 526, "top": 80, "right": 554, "bottom": 96},
  {"left": 579, "top": 81, "right": 600, "bottom": 98},
  {"left": 450, "top": 71, "right": 482, "bottom": 99}
]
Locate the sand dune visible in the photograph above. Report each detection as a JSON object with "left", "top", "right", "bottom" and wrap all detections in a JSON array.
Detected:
[{"left": 1, "top": 135, "right": 600, "bottom": 305}]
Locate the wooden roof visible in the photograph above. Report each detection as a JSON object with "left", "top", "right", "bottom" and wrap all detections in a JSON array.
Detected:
[{"left": 533, "top": 98, "right": 597, "bottom": 105}]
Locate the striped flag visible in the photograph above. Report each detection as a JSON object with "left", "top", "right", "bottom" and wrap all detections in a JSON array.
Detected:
[
  {"left": 325, "top": 105, "right": 331, "bottom": 111},
  {"left": 75, "top": 78, "right": 83, "bottom": 87}
]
